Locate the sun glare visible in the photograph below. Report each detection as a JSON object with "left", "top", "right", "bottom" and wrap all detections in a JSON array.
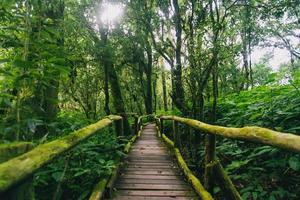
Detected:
[{"left": 100, "top": 3, "right": 124, "bottom": 25}]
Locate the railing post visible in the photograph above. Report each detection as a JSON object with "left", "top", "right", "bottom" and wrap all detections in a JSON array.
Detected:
[
  {"left": 173, "top": 120, "right": 179, "bottom": 147},
  {"left": 140, "top": 117, "right": 143, "bottom": 128},
  {"left": 213, "top": 160, "right": 242, "bottom": 200},
  {"left": 204, "top": 134, "right": 216, "bottom": 193},
  {"left": 157, "top": 118, "right": 161, "bottom": 137},
  {"left": 160, "top": 118, "right": 164, "bottom": 134},
  {"left": 134, "top": 115, "right": 138, "bottom": 135}
]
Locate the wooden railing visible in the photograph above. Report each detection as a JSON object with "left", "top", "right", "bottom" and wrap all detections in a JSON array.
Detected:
[
  {"left": 0, "top": 114, "right": 141, "bottom": 199},
  {"left": 2, "top": 113, "right": 299, "bottom": 200},
  {"left": 156, "top": 115, "right": 300, "bottom": 200},
  {"left": 89, "top": 113, "right": 146, "bottom": 200}
]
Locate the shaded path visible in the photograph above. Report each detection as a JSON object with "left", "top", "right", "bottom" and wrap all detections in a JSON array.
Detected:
[{"left": 111, "top": 124, "right": 198, "bottom": 199}]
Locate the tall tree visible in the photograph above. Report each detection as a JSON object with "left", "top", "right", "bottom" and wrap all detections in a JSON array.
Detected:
[{"left": 172, "top": 0, "right": 186, "bottom": 114}]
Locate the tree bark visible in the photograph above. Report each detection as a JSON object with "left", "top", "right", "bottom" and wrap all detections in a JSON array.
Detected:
[
  {"left": 99, "top": 29, "right": 131, "bottom": 135},
  {"left": 145, "top": 41, "right": 153, "bottom": 114},
  {"left": 161, "top": 64, "right": 168, "bottom": 111},
  {"left": 172, "top": 0, "right": 186, "bottom": 114},
  {"left": 42, "top": 0, "right": 65, "bottom": 122}
]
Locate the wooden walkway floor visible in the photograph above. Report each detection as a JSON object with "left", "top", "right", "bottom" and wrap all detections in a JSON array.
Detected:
[{"left": 110, "top": 124, "right": 198, "bottom": 200}]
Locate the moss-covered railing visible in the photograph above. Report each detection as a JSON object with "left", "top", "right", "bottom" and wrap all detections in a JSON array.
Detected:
[
  {"left": 154, "top": 117, "right": 214, "bottom": 200},
  {"left": 157, "top": 115, "right": 300, "bottom": 200},
  {"left": 0, "top": 114, "right": 140, "bottom": 197},
  {"left": 89, "top": 113, "right": 146, "bottom": 200}
]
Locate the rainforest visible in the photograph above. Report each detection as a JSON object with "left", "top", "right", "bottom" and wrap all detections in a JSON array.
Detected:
[{"left": 0, "top": 0, "right": 300, "bottom": 200}]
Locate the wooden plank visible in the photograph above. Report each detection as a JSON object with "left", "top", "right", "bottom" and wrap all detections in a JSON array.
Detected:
[
  {"left": 119, "top": 174, "right": 181, "bottom": 180},
  {"left": 116, "top": 179, "right": 187, "bottom": 185},
  {"left": 121, "top": 170, "right": 176, "bottom": 175},
  {"left": 113, "top": 196, "right": 197, "bottom": 200},
  {"left": 130, "top": 150, "right": 169, "bottom": 154},
  {"left": 133, "top": 144, "right": 165, "bottom": 146},
  {"left": 128, "top": 155, "right": 171, "bottom": 160},
  {"left": 128, "top": 162, "right": 176, "bottom": 169},
  {"left": 126, "top": 165, "right": 176, "bottom": 169},
  {"left": 127, "top": 161, "right": 173, "bottom": 165},
  {"left": 129, "top": 156, "right": 170, "bottom": 158},
  {"left": 131, "top": 147, "right": 167, "bottom": 150},
  {"left": 135, "top": 141, "right": 162, "bottom": 144},
  {"left": 128, "top": 162, "right": 173, "bottom": 166},
  {"left": 116, "top": 190, "right": 196, "bottom": 197},
  {"left": 132, "top": 145, "right": 166, "bottom": 148},
  {"left": 139, "top": 138, "right": 157, "bottom": 140},
  {"left": 125, "top": 166, "right": 177, "bottom": 170},
  {"left": 128, "top": 158, "right": 172, "bottom": 163},
  {"left": 130, "top": 148, "right": 169, "bottom": 152},
  {"left": 134, "top": 144, "right": 163, "bottom": 146},
  {"left": 128, "top": 155, "right": 171, "bottom": 159},
  {"left": 129, "top": 154, "right": 170, "bottom": 157},
  {"left": 129, "top": 150, "right": 168, "bottom": 153},
  {"left": 115, "top": 183, "right": 190, "bottom": 190}
]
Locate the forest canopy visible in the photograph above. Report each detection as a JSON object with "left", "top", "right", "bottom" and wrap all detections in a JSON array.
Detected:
[{"left": 0, "top": 0, "right": 300, "bottom": 199}]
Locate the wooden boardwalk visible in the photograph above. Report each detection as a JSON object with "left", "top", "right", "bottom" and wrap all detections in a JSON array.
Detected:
[{"left": 111, "top": 124, "right": 198, "bottom": 200}]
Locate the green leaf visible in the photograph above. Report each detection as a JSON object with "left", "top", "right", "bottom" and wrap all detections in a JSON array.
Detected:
[
  {"left": 213, "top": 186, "right": 221, "bottom": 194},
  {"left": 288, "top": 156, "right": 300, "bottom": 171},
  {"left": 12, "top": 59, "right": 33, "bottom": 68},
  {"left": 242, "top": 192, "right": 250, "bottom": 200},
  {"left": 74, "top": 169, "right": 90, "bottom": 177},
  {"left": 269, "top": 196, "right": 276, "bottom": 200},
  {"left": 252, "top": 192, "right": 258, "bottom": 200},
  {"left": 51, "top": 171, "right": 62, "bottom": 181}
]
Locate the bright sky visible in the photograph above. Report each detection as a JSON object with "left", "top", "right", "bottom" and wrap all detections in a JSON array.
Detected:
[
  {"left": 100, "top": 2, "right": 123, "bottom": 25},
  {"left": 252, "top": 47, "right": 291, "bottom": 71}
]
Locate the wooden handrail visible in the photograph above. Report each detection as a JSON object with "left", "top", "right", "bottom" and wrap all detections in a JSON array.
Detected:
[
  {"left": 89, "top": 115, "right": 143, "bottom": 199},
  {"left": 0, "top": 115, "right": 122, "bottom": 193},
  {"left": 160, "top": 115, "right": 300, "bottom": 153},
  {"left": 160, "top": 133, "right": 213, "bottom": 200}
]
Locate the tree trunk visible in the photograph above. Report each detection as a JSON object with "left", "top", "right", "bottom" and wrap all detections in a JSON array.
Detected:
[
  {"left": 161, "top": 65, "right": 168, "bottom": 111},
  {"left": 99, "top": 29, "right": 131, "bottom": 135},
  {"left": 103, "top": 47, "right": 110, "bottom": 115},
  {"left": 42, "top": 0, "right": 65, "bottom": 122},
  {"left": 145, "top": 41, "right": 153, "bottom": 114},
  {"left": 172, "top": 0, "right": 186, "bottom": 114},
  {"left": 153, "top": 73, "right": 157, "bottom": 113}
]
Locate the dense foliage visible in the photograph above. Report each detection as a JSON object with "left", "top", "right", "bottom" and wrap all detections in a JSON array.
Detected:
[{"left": 216, "top": 79, "right": 300, "bottom": 199}]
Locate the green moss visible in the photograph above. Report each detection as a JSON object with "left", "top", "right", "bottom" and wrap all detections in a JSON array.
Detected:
[
  {"left": 160, "top": 115, "right": 300, "bottom": 153},
  {"left": 213, "top": 160, "right": 242, "bottom": 200},
  {"left": 155, "top": 125, "right": 161, "bottom": 137},
  {"left": 89, "top": 178, "right": 109, "bottom": 200},
  {"left": 174, "top": 148, "right": 214, "bottom": 200},
  {"left": 0, "top": 142, "right": 33, "bottom": 163},
  {"left": 0, "top": 115, "right": 121, "bottom": 193},
  {"left": 89, "top": 117, "right": 141, "bottom": 199},
  {"left": 161, "top": 133, "right": 213, "bottom": 200},
  {"left": 124, "top": 135, "right": 138, "bottom": 153},
  {"left": 162, "top": 134, "right": 174, "bottom": 148}
]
